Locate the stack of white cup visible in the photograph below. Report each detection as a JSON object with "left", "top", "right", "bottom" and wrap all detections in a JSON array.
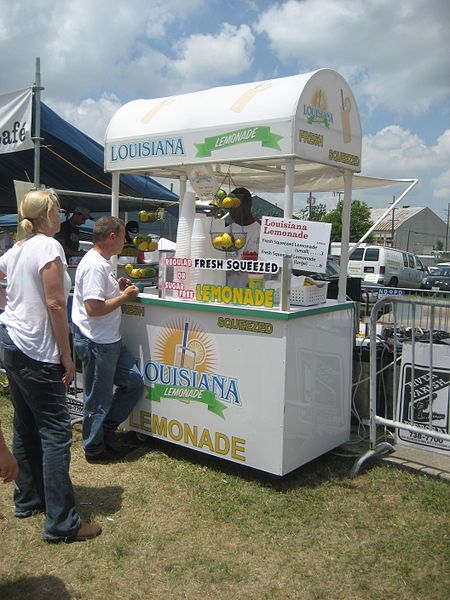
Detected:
[
  {"left": 190, "top": 214, "right": 210, "bottom": 288},
  {"left": 174, "top": 191, "right": 196, "bottom": 291}
]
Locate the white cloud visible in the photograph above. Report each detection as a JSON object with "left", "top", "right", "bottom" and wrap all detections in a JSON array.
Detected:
[
  {"left": 48, "top": 94, "right": 122, "bottom": 143},
  {"left": 0, "top": 0, "right": 204, "bottom": 101},
  {"left": 363, "top": 126, "right": 431, "bottom": 176},
  {"left": 171, "top": 23, "right": 255, "bottom": 88},
  {"left": 255, "top": 0, "right": 450, "bottom": 115},
  {"left": 361, "top": 125, "right": 450, "bottom": 205},
  {"left": 432, "top": 169, "right": 450, "bottom": 200}
]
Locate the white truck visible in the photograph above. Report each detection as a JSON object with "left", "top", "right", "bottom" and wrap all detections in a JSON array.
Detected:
[{"left": 346, "top": 245, "right": 427, "bottom": 288}]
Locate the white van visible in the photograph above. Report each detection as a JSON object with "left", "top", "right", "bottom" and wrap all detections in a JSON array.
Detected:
[{"left": 347, "top": 245, "right": 426, "bottom": 288}]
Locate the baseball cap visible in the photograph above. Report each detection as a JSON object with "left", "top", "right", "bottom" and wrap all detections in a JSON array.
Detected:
[
  {"left": 74, "top": 206, "right": 93, "bottom": 219},
  {"left": 125, "top": 220, "right": 139, "bottom": 234},
  {"left": 231, "top": 187, "right": 252, "bottom": 204}
]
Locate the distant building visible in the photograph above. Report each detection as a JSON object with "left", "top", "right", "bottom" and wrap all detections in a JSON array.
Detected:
[{"left": 370, "top": 207, "right": 447, "bottom": 254}]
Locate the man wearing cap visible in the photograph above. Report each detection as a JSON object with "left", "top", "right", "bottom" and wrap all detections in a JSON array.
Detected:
[{"left": 55, "top": 206, "right": 92, "bottom": 260}]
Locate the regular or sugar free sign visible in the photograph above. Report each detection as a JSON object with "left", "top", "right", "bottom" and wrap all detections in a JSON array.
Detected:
[{"left": 259, "top": 216, "right": 331, "bottom": 273}]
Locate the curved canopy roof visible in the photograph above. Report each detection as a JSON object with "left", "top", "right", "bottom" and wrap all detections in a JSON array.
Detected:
[{"left": 105, "top": 69, "right": 363, "bottom": 189}]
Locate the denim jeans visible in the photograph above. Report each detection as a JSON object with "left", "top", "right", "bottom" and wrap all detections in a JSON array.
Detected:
[
  {"left": 0, "top": 325, "right": 80, "bottom": 540},
  {"left": 74, "top": 331, "right": 144, "bottom": 456}
]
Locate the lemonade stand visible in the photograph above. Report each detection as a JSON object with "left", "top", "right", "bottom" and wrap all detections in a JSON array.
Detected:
[{"left": 104, "top": 69, "right": 361, "bottom": 475}]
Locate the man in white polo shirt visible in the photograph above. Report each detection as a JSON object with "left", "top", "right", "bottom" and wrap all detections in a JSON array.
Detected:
[{"left": 72, "top": 216, "right": 144, "bottom": 463}]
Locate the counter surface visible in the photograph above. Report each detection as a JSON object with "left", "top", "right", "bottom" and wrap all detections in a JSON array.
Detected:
[{"left": 134, "top": 292, "right": 354, "bottom": 321}]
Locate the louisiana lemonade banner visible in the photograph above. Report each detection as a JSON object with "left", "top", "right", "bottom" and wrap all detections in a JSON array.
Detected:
[{"left": 0, "top": 88, "right": 34, "bottom": 154}]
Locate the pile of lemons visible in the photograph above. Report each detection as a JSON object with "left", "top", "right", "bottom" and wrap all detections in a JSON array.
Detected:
[
  {"left": 132, "top": 235, "right": 158, "bottom": 252},
  {"left": 211, "top": 231, "right": 246, "bottom": 251},
  {"left": 124, "top": 264, "right": 156, "bottom": 279},
  {"left": 212, "top": 189, "right": 241, "bottom": 209},
  {"left": 138, "top": 210, "right": 159, "bottom": 222}
]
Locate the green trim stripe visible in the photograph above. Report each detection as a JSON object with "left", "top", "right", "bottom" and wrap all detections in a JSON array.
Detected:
[
  {"left": 195, "top": 126, "right": 283, "bottom": 157},
  {"left": 147, "top": 384, "right": 226, "bottom": 418}
]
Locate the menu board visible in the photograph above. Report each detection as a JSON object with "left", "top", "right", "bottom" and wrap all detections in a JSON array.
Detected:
[{"left": 259, "top": 216, "right": 331, "bottom": 273}]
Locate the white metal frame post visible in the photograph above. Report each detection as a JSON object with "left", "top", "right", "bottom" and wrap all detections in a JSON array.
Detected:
[
  {"left": 111, "top": 172, "right": 120, "bottom": 270},
  {"left": 179, "top": 175, "right": 187, "bottom": 209},
  {"left": 284, "top": 158, "right": 294, "bottom": 219},
  {"left": 338, "top": 170, "right": 353, "bottom": 303}
]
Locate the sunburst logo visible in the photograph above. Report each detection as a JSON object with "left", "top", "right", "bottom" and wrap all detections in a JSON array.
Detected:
[
  {"left": 154, "top": 318, "right": 216, "bottom": 372},
  {"left": 143, "top": 318, "right": 242, "bottom": 419}
]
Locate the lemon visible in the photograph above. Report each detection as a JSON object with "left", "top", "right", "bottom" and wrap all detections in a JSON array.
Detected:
[
  {"left": 139, "top": 210, "right": 149, "bottom": 222},
  {"left": 130, "top": 268, "right": 140, "bottom": 278},
  {"left": 234, "top": 236, "right": 245, "bottom": 249},
  {"left": 147, "top": 241, "right": 158, "bottom": 252},
  {"left": 137, "top": 241, "right": 148, "bottom": 251},
  {"left": 221, "top": 233, "right": 233, "bottom": 249},
  {"left": 187, "top": 339, "right": 206, "bottom": 364},
  {"left": 212, "top": 235, "right": 223, "bottom": 248},
  {"left": 221, "top": 196, "right": 234, "bottom": 208},
  {"left": 215, "top": 189, "right": 226, "bottom": 200},
  {"left": 124, "top": 263, "right": 134, "bottom": 274}
]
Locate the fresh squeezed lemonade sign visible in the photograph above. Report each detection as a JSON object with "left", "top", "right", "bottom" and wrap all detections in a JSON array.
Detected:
[
  {"left": 193, "top": 258, "right": 279, "bottom": 308},
  {"left": 131, "top": 318, "right": 246, "bottom": 461},
  {"left": 259, "top": 217, "right": 332, "bottom": 273}
]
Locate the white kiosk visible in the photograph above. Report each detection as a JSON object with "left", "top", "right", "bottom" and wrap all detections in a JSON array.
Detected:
[{"left": 104, "top": 70, "right": 361, "bottom": 475}]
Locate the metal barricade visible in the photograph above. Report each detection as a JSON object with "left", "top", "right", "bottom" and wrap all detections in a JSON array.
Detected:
[
  {"left": 352, "top": 291, "right": 450, "bottom": 475},
  {"left": 66, "top": 323, "right": 84, "bottom": 425}
]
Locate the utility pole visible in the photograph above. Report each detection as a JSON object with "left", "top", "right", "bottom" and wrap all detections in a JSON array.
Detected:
[
  {"left": 307, "top": 192, "right": 315, "bottom": 220},
  {"left": 446, "top": 202, "right": 450, "bottom": 252},
  {"left": 33, "top": 57, "right": 44, "bottom": 189},
  {"left": 390, "top": 195, "right": 396, "bottom": 248}
]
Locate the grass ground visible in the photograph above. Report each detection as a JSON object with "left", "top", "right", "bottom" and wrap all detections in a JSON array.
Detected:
[{"left": 0, "top": 391, "right": 449, "bottom": 600}]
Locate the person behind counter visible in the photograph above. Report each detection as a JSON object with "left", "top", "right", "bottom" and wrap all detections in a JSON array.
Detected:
[
  {"left": 55, "top": 206, "right": 92, "bottom": 261},
  {"left": 0, "top": 188, "right": 101, "bottom": 543},
  {"left": 226, "top": 187, "right": 261, "bottom": 288},
  {"left": 71, "top": 216, "right": 144, "bottom": 464},
  {"left": 125, "top": 220, "right": 139, "bottom": 244}
]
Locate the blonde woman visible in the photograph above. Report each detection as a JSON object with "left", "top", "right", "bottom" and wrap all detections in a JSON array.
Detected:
[{"left": 0, "top": 188, "right": 101, "bottom": 543}]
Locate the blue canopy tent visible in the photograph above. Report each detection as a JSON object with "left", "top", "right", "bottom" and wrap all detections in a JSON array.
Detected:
[{"left": 0, "top": 103, "right": 178, "bottom": 214}]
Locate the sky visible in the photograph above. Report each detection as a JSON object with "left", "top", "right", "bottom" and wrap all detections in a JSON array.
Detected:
[{"left": 1, "top": 0, "right": 449, "bottom": 220}]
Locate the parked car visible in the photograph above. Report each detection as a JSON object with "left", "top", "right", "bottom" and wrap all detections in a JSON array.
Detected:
[
  {"left": 427, "top": 265, "right": 440, "bottom": 274},
  {"left": 421, "top": 266, "right": 450, "bottom": 291},
  {"left": 347, "top": 245, "right": 426, "bottom": 288}
]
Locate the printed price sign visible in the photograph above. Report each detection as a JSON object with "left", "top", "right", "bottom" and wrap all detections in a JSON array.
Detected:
[{"left": 259, "top": 216, "right": 331, "bottom": 273}]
